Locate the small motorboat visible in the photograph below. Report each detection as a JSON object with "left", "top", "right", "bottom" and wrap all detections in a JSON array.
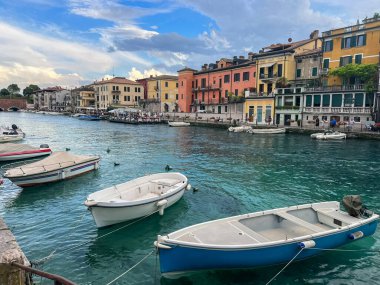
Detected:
[
  {"left": 315, "top": 131, "right": 346, "bottom": 140},
  {"left": 155, "top": 196, "right": 378, "bottom": 276},
  {"left": 168, "top": 121, "right": 190, "bottom": 127},
  {"left": 85, "top": 172, "right": 190, "bottom": 228},
  {"left": 3, "top": 152, "right": 100, "bottom": 187},
  {"left": 0, "top": 143, "right": 51, "bottom": 161},
  {"left": 247, "top": 127, "right": 286, "bottom": 134},
  {"left": 0, "top": 124, "right": 25, "bottom": 143},
  {"left": 228, "top": 125, "right": 252, "bottom": 133}
]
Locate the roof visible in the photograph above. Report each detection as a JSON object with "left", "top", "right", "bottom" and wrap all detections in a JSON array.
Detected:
[
  {"left": 255, "top": 39, "right": 316, "bottom": 58},
  {"left": 295, "top": 48, "right": 322, "bottom": 58},
  {"left": 178, "top": 67, "right": 198, "bottom": 73},
  {"left": 93, "top": 77, "right": 140, "bottom": 85},
  {"left": 146, "top": 75, "right": 178, "bottom": 81}
]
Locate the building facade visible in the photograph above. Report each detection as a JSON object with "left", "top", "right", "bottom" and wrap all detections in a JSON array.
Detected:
[
  {"left": 178, "top": 55, "right": 256, "bottom": 117},
  {"left": 145, "top": 75, "right": 178, "bottom": 112},
  {"left": 92, "top": 77, "right": 144, "bottom": 110},
  {"left": 33, "top": 87, "right": 71, "bottom": 111},
  {"left": 72, "top": 86, "right": 96, "bottom": 112}
]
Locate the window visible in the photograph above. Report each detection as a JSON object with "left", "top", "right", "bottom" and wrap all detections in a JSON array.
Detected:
[
  {"left": 322, "top": 95, "right": 330, "bottom": 107},
  {"left": 225, "top": 90, "right": 228, "bottom": 98},
  {"left": 342, "top": 37, "right": 352, "bottom": 49},
  {"left": 234, "top": 89, "right": 238, "bottom": 96},
  {"left": 165, "top": 82, "right": 168, "bottom": 87},
  {"left": 296, "top": 69, "right": 302, "bottom": 78},
  {"left": 176, "top": 94, "right": 178, "bottom": 100},
  {"left": 201, "top": 78, "right": 206, "bottom": 88},
  {"left": 234, "top": 73, "right": 240, "bottom": 82},
  {"left": 176, "top": 83, "right": 178, "bottom": 88},
  {"left": 297, "top": 59, "right": 302, "bottom": 63},
  {"left": 277, "top": 64, "right": 283, "bottom": 77},
  {"left": 126, "top": 96, "right": 130, "bottom": 101},
  {"left": 323, "top": 40, "right": 333, "bottom": 52},
  {"left": 355, "top": 54, "right": 362, "bottom": 64},
  {"left": 354, "top": 93, "right": 364, "bottom": 107},
  {"left": 323, "top": 59, "right": 329, "bottom": 69},
  {"left": 225, "top": 106, "right": 228, "bottom": 112},
  {"left": 314, "top": 95, "right": 321, "bottom": 107},
  {"left": 124, "top": 87, "right": 127, "bottom": 92},
  {"left": 332, "top": 94, "right": 342, "bottom": 107},
  {"left": 243, "top": 72, "right": 249, "bottom": 81},
  {"left": 224, "top": 74, "right": 230, "bottom": 83},
  {"left": 124, "top": 96, "right": 127, "bottom": 101},
  {"left": 306, "top": 95, "right": 312, "bottom": 107},
  {"left": 165, "top": 93, "right": 168, "bottom": 100},
  {"left": 259, "top": 68, "right": 264, "bottom": 78},
  {"left": 113, "top": 86, "right": 119, "bottom": 91},
  {"left": 312, "top": 67, "right": 318, "bottom": 77},
  {"left": 181, "top": 81, "right": 184, "bottom": 86},
  {"left": 365, "top": 93, "right": 374, "bottom": 107},
  {"left": 340, "top": 56, "right": 352, "bottom": 66},
  {"left": 357, "top": 34, "right": 366, "bottom": 46},
  {"left": 253, "top": 72, "right": 256, "bottom": 78}
]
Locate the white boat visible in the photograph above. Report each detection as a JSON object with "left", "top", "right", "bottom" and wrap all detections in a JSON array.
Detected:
[
  {"left": 315, "top": 131, "right": 346, "bottom": 140},
  {"left": 168, "top": 121, "right": 190, "bottom": 127},
  {"left": 228, "top": 125, "right": 252, "bottom": 133},
  {"left": 0, "top": 143, "right": 51, "bottom": 161},
  {"left": 3, "top": 152, "right": 100, "bottom": 187},
  {"left": 85, "top": 172, "right": 190, "bottom": 228},
  {"left": 248, "top": 127, "right": 286, "bottom": 134},
  {"left": 0, "top": 124, "right": 25, "bottom": 143},
  {"left": 155, "top": 196, "right": 379, "bottom": 276}
]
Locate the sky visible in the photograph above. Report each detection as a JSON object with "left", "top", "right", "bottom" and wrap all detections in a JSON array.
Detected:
[{"left": 0, "top": 0, "right": 378, "bottom": 91}]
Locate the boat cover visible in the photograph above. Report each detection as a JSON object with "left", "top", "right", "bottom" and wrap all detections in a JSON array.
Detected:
[
  {"left": 0, "top": 143, "right": 38, "bottom": 154},
  {"left": 5, "top": 152, "right": 99, "bottom": 177}
]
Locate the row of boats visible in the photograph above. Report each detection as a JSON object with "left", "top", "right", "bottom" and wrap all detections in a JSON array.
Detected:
[{"left": 0, "top": 125, "right": 376, "bottom": 279}]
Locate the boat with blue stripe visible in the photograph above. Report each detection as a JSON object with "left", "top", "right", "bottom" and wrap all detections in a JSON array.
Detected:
[
  {"left": 2, "top": 151, "right": 100, "bottom": 187},
  {"left": 155, "top": 196, "right": 379, "bottom": 276}
]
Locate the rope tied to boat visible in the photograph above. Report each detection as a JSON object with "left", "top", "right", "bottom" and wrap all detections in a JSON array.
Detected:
[
  {"left": 104, "top": 250, "right": 155, "bottom": 285},
  {"left": 265, "top": 248, "right": 305, "bottom": 285}
]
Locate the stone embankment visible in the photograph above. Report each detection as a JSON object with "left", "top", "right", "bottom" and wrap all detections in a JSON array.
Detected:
[{"left": 0, "top": 218, "right": 30, "bottom": 285}]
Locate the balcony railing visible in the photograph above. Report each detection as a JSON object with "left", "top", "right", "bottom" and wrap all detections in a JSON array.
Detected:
[
  {"left": 248, "top": 92, "right": 275, "bottom": 97},
  {"left": 259, "top": 73, "right": 277, "bottom": 80},
  {"left": 304, "top": 84, "right": 365, "bottom": 92},
  {"left": 111, "top": 90, "right": 121, "bottom": 94},
  {"left": 304, "top": 106, "right": 371, "bottom": 114}
]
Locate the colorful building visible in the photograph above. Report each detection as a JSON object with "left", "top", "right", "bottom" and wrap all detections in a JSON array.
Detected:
[
  {"left": 72, "top": 86, "right": 96, "bottom": 112},
  {"left": 145, "top": 75, "right": 178, "bottom": 112},
  {"left": 92, "top": 77, "right": 144, "bottom": 110},
  {"left": 178, "top": 55, "right": 256, "bottom": 117},
  {"left": 33, "top": 87, "right": 71, "bottom": 111}
]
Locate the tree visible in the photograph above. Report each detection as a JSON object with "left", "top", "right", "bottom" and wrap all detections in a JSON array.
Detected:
[
  {"left": 329, "top": 63, "right": 378, "bottom": 93},
  {"left": 0, "top": 88, "right": 10, "bottom": 97},
  {"left": 23, "top": 84, "right": 40, "bottom": 96},
  {"left": 7, "top": 84, "right": 20, "bottom": 96},
  {"left": 374, "top": 12, "right": 380, "bottom": 19}
]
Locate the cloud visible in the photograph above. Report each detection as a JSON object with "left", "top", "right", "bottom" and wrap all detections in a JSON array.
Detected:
[{"left": 127, "top": 67, "right": 164, "bottom": 81}]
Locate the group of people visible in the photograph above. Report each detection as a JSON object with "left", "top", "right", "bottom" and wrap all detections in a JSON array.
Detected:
[{"left": 315, "top": 117, "right": 354, "bottom": 130}]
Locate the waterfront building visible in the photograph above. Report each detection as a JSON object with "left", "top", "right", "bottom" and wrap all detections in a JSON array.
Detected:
[
  {"left": 178, "top": 55, "right": 256, "bottom": 121},
  {"left": 248, "top": 31, "right": 321, "bottom": 124},
  {"left": 145, "top": 75, "right": 178, "bottom": 112},
  {"left": 92, "top": 77, "right": 144, "bottom": 110},
  {"left": 33, "top": 87, "right": 71, "bottom": 111},
  {"left": 71, "top": 85, "right": 95, "bottom": 113}
]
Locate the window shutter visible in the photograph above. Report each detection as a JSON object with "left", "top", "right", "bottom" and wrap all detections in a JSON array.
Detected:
[
  {"left": 363, "top": 34, "right": 367, "bottom": 45},
  {"left": 349, "top": 56, "right": 352, "bottom": 64},
  {"left": 330, "top": 40, "right": 333, "bottom": 51},
  {"left": 341, "top": 38, "right": 344, "bottom": 49},
  {"left": 351, "top": 36, "right": 357, "bottom": 47},
  {"left": 339, "top": 57, "right": 343, "bottom": 67}
]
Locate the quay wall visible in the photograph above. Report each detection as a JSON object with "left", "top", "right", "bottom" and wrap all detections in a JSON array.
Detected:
[{"left": 0, "top": 218, "right": 29, "bottom": 285}]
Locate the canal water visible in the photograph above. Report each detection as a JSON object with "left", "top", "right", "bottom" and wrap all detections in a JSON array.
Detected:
[{"left": 0, "top": 112, "right": 379, "bottom": 285}]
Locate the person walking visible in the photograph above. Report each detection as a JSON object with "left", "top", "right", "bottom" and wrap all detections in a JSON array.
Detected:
[{"left": 315, "top": 117, "right": 320, "bottom": 128}]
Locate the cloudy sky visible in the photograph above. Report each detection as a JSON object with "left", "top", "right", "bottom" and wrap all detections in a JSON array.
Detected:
[{"left": 0, "top": 0, "right": 378, "bottom": 90}]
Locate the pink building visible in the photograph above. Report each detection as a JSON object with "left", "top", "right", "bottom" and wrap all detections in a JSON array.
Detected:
[{"left": 178, "top": 55, "right": 256, "bottom": 113}]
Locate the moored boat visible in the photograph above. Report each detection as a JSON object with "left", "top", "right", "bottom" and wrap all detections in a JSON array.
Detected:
[
  {"left": 85, "top": 172, "right": 190, "bottom": 228},
  {"left": 0, "top": 143, "right": 51, "bottom": 161},
  {"left": 155, "top": 196, "right": 378, "bottom": 276},
  {"left": 168, "top": 121, "right": 190, "bottom": 127},
  {"left": 78, "top": 115, "right": 101, "bottom": 121},
  {"left": 3, "top": 152, "right": 100, "bottom": 187},
  {"left": 248, "top": 127, "right": 286, "bottom": 134},
  {"left": 0, "top": 124, "right": 25, "bottom": 143},
  {"left": 315, "top": 131, "right": 346, "bottom": 140},
  {"left": 228, "top": 125, "right": 252, "bottom": 133}
]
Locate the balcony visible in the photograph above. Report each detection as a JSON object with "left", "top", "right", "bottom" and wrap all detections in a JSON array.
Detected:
[
  {"left": 304, "top": 106, "right": 371, "bottom": 114},
  {"left": 275, "top": 87, "right": 304, "bottom": 95},
  {"left": 111, "top": 90, "right": 121, "bottom": 94},
  {"left": 304, "top": 84, "right": 365, "bottom": 92},
  {"left": 259, "top": 73, "right": 277, "bottom": 81},
  {"left": 276, "top": 105, "right": 301, "bottom": 110},
  {"left": 247, "top": 92, "right": 275, "bottom": 98},
  {"left": 319, "top": 68, "right": 329, "bottom": 75}
]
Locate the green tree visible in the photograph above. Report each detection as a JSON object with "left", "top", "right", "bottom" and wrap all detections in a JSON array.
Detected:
[
  {"left": 374, "top": 12, "right": 380, "bottom": 19},
  {"left": 7, "top": 84, "right": 20, "bottom": 96},
  {"left": 0, "top": 88, "right": 10, "bottom": 97},
  {"left": 23, "top": 84, "right": 40, "bottom": 96},
  {"left": 329, "top": 63, "right": 378, "bottom": 93}
]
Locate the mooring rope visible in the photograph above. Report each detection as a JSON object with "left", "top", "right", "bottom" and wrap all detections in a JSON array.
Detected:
[
  {"left": 303, "top": 247, "right": 380, "bottom": 252},
  {"left": 32, "top": 210, "right": 160, "bottom": 265},
  {"left": 104, "top": 250, "right": 155, "bottom": 285},
  {"left": 266, "top": 248, "right": 304, "bottom": 285}
]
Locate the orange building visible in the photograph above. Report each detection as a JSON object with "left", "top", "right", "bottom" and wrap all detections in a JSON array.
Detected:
[{"left": 178, "top": 55, "right": 256, "bottom": 113}]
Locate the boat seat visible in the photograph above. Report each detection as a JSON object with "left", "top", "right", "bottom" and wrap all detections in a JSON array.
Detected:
[
  {"left": 315, "top": 208, "right": 359, "bottom": 225},
  {"left": 230, "top": 221, "right": 270, "bottom": 243},
  {"left": 276, "top": 212, "right": 322, "bottom": 232}
]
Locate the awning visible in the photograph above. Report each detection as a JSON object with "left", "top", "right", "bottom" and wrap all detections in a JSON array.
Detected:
[{"left": 259, "top": 62, "right": 275, "bottom": 68}]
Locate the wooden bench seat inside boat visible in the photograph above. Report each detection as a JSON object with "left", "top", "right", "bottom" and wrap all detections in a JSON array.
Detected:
[
  {"left": 276, "top": 211, "right": 324, "bottom": 232},
  {"left": 315, "top": 208, "right": 360, "bottom": 227}
]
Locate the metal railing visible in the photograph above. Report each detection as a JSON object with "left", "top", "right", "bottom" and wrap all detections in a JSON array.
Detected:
[{"left": 11, "top": 262, "right": 76, "bottom": 285}]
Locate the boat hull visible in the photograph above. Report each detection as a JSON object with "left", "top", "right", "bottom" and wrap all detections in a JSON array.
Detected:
[
  {"left": 89, "top": 187, "right": 186, "bottom": 228},
  {"left": 0, "top": 135, "right": 24, "bottom": 143},
  {"left": 0, "top": 148, "right": 51, "bottom": 161},
  {"left": 249, "top": 128, "right": 286, "bottom": 134},
  {"left": 5, "top": 159, "right": 100, "bottom": 187},
  {"left": 168, "top": 122, "right": 190, "bottom": 127},
  {"left": 157, "top": 220, "right": 378, "bottom": 275}
]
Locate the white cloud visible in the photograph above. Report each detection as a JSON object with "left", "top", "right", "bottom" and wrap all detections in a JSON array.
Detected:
[{"left": 127, "top": 67, "right": 164, "bottom": 81}]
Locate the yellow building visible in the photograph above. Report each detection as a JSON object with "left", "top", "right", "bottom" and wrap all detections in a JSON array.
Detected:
[
  {"left": 146, "top": 75, "right": 178, "bottom": 112},
  {"left": 72, "top": 86, "right": 96, "bottom": 111},
  {"left": 244, "top": 32, "right": 321, "bottom": 124},
  {"left": 322, "top": 17, "right": 380, "bottom": 85},
  {"left": 92, "top": 77, "right": 144, "bottom": 110}
]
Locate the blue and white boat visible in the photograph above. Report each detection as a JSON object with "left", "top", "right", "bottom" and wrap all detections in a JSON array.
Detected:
[
  {"left": 155, "top": 197, "right": 379, "bottom": 276},
  {"left": 78, "top": 115, "right": 101, "bottom": 121}
]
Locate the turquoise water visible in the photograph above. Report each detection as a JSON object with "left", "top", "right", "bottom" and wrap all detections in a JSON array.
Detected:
[{"left": 0, "top": 112, "right": 380, "bottom": 285}]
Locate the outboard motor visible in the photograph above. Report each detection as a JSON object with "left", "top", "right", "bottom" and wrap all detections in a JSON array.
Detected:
[
  {"left": 40, "top": 144, "right": 50, "bottom": 149},
  {"left": 343, "top": 195, "right": 373, "bottom": 218},
  {"left": 11, "top": 124, "right": 18, "bottom": 130}
]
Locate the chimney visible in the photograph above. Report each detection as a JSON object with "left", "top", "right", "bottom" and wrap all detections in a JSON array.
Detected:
[
  {"left": 309, "top": 30, "right": 319, "bottom": 39},
  {"left": 239, "top": 56, "right": 244, "bottom": 59}
]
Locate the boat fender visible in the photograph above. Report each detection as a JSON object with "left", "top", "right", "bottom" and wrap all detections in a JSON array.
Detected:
[
  {"left": 61, "top": 170, "right": 66, "bottom": 179},
  {"left": 186, "top": 183, "right": 192, "bottom": 191},
  {"left": 348, "top": 231, "right": 364, "bottom": 240},
  {"left": 95, "top": 161, "right": 99, "bottom": 170},
  {"left": 299, "top": 240, "right": 316, "bottom": 249},
  {"left": 157, "top": 199, "right": 168, "bottom": 215}
]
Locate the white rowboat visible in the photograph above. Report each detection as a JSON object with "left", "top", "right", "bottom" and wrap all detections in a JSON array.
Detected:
[{"left": 168, "top": 122, "right": 190, "bottom": 127}]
